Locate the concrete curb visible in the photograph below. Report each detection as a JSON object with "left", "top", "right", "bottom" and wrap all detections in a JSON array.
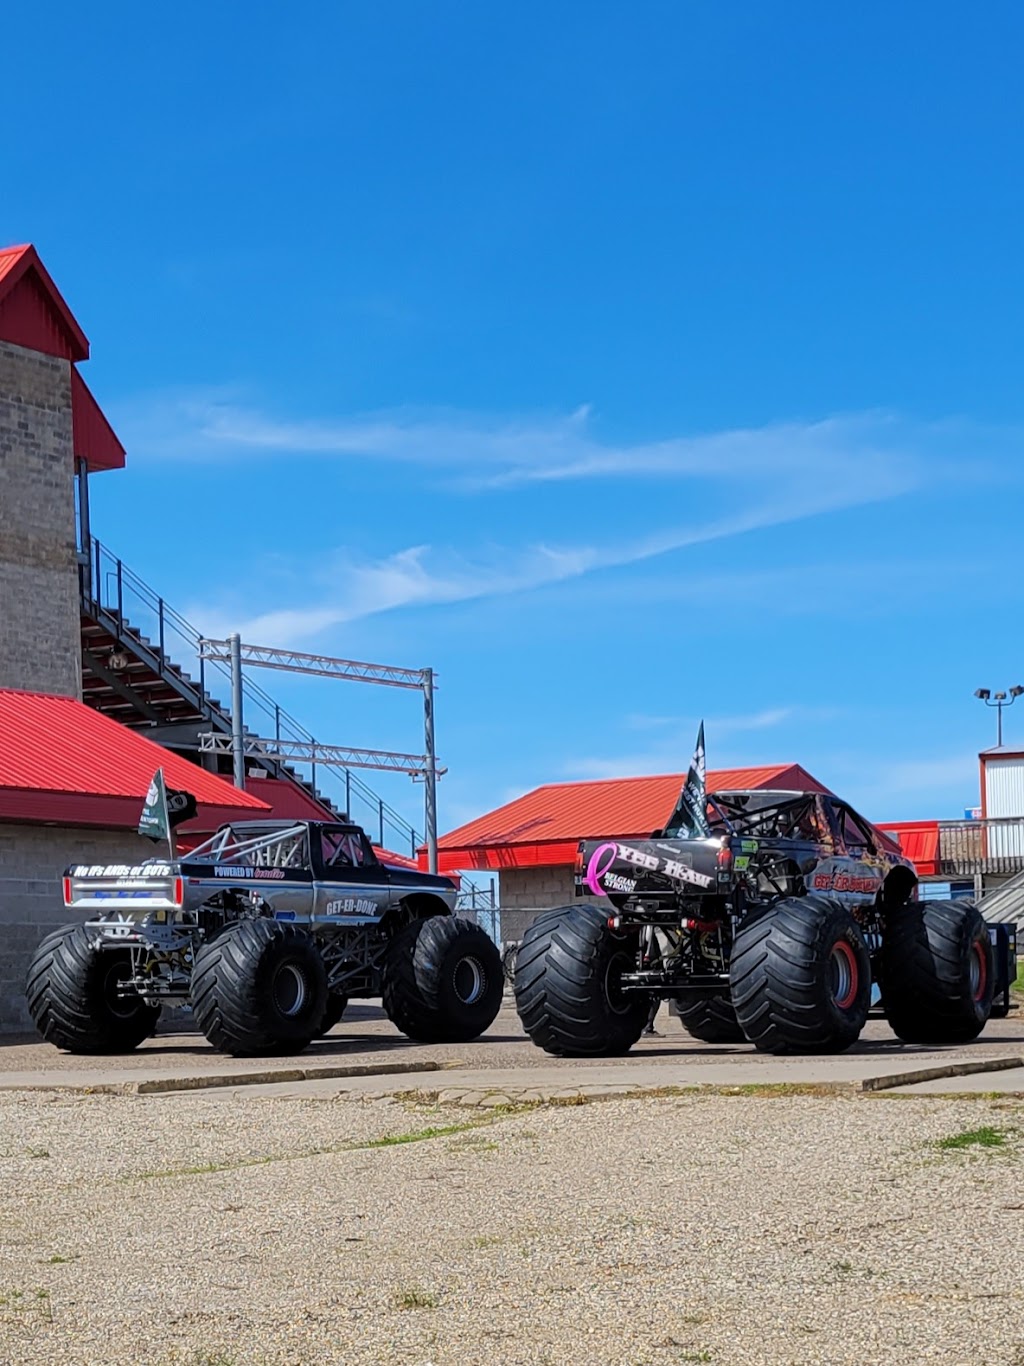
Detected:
[
  {"left": 858, "top": 1055, "right": 1024, "bottom": 1093},
  {"left": 0, "top": 1059, "right": 444, "bottom": 1096},
  {"left": 404, "top": 1057, "right": 1024, "bottom": 1108},
  {"left": 4, "top": 1054, "right": 1021, "bottom": 1102}
]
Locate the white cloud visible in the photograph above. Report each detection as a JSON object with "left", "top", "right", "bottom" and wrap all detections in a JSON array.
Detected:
[
  {"left": 188, "top": 542, "right": 603, "bottom": 644},
  {"left": 184, "top": 471, "right": 895, "bottom": 644},
  {"left": 115, "top": 390, "right": 973, "bottom": 497},
  {"left": 148, "top": 393, "right": 1001, "bottom": 647}
]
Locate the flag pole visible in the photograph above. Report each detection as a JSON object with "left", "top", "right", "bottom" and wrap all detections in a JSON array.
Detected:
[{"left": 162, "top": 772, "right": 176, "bottom": 862}]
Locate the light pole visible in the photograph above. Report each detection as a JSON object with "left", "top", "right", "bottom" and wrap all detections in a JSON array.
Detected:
[{"left": 974, "top": 686, "right": 1024, "bottom": 747}]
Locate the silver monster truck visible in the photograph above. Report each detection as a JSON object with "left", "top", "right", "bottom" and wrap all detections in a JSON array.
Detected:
[{"left": 26, "top": 819, "right": 502, "bottom": 1057}]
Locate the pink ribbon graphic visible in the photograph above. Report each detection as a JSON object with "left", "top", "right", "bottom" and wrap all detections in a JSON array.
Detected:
[{"left": 584, "top": 841, "right": 620, "bottom": 898}]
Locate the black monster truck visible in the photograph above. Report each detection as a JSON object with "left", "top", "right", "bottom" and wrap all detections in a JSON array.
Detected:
[
  {"left": 26, "top": 819, "right": 502, "bottom": 1057},
  {"left": 514, "top": 789, "right": 1016, "bottom": 1056}
]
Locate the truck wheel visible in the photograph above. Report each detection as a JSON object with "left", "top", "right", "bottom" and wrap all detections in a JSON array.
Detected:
[
  {"left": 881, "top": 899, "right": 993, "bottom": 1044},
  {"left": 191, "top": 918, "right": 328, "bottom": 1056},
  {"left": 729, "top": 895, "right": 871, "bottom": 1054},
  {"left": 25, "top": 924, "right": 160, "bottom": 1054},
  {"left": 319, "top": 992, "right": 349, "bottom": 1035},
  {"left": 671, "top": 990, "right": 745, "bottom": 1043},
  {"left": 382, "top": 915, "right": 502, "bottom": 1043},
  {"left": 514, "top": 903, "right": 649, "bottom": 1056}
]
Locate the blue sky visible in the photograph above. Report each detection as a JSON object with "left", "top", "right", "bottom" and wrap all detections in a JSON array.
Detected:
[{"left": 5, "top": 1, "right": 1024, "bottom": 839}]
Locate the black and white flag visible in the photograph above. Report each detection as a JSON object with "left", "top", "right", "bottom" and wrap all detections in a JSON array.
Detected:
[{"left": 661, "top": 721, "right": 710, "bottom": 837}]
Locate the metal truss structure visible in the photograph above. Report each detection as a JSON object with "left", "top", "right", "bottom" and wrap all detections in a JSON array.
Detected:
[
  {"left": 198, "top": 732, "right": 445, "bottom": 780},
  {"left": 199, "top": 640, "right": 429, "bottom": 690},
  {"left": 197, "top": 636, "right": 441, "bottom": 871}
]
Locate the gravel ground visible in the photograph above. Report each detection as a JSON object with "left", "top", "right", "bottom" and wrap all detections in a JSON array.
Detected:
[
  {"left": 1, "top": 1087, "right": 1023, "bottom": 1366},
  {"left": 2, "top": 999, "right": 1022, "bottom": 1077}
]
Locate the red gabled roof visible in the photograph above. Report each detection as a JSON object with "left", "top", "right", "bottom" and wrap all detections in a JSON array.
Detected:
[
  {"left": 71, "top": 368, "right": 125, "bottom": 472},
  {"left": 0, "top": 244, "right": 125, "bottom": 473},
  {"left": 422, "top": 763, "right": 830, "bottom": 873},
  {"left": 0, "top": 244, "right": 89, "bottom": 362},
  {"left": 0, "top": 689, "right": 269, "bottom": 829}
]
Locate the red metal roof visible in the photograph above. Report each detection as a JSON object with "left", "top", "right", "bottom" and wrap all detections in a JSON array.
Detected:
[
  {"left": 424, "top": 764, "right": 830, "bottom": 873},
  {"left": 0, "top": 244, "right": 89, "bottom": 362},
  {"left": 0, "top": 689, "right": 269, "bottom": 829},
  {"left": 71, "top": 368, "right": 125, "bottom": 473},
  {"left": 375, "top": 846, "right": 428, "bottom": 874},
  {"left": 876, "top": 821, "right": 940, "bottom": 878},
  {"left": 233, "top": 776, "right": 334, "bottom": 823}
]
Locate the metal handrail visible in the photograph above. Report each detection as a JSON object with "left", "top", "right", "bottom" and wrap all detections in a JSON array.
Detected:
[
  {"left": 82, "top": 537, "right": 422, "bottom": 853},
  {"left": 936, "top": 816, "right": 1024, "bottom": 877}
]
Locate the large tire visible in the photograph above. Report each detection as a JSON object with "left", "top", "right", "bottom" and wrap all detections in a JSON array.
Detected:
[
  {"left": 881, "top": 899, "right": 993, "bottom": 1044},
  {"left": 191, "top": 918, "right": 327, "bottom": 1056},
  {"left": 514, "top": 903, "right": 649, "bottom": 1057},
  {"left": 671, "top": 989, "right": 746, "bottom": 1043},
  {"left": 382, "top": 915, "right": 503, "bottom": 1043},
  {"left": 25, "top": 924, "right": 160, "bottom": 1054},
  {"left": 319, "top": 992, "right": 349, "bottom": 1036},
  {"left": 729, "top": 895, "right": 871, "bottom": 1054}
]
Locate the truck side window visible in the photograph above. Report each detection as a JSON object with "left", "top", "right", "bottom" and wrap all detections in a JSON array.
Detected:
[
  {"left": 840, "top": 809, "right": 874, "bottom": 854},
  {"left": 321, "top": 831, "right": 366, "bottom": 869},
  {"left": 794, "top": 803, "right": 824, "bottom": 841}
]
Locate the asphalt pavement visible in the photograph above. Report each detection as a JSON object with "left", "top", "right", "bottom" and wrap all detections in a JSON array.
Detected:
[{"left": 2, "top": 997, "right": 1023, "bottom": 1099}]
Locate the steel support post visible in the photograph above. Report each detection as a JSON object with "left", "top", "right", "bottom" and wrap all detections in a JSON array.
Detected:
[
  {"left": 75, "top": 458, "right": 92, "bottom": 599},
  {"left": 423, "top": 667, "right": 438, "bottom": 874},
  {"left": 230, "top": 632, "right": 245, "bottom": 791}
]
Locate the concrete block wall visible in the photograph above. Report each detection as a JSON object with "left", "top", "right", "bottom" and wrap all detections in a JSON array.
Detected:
[
  {"left": 0, "top": 339, "right": 81, "bottom": 698},
  {"left": 0, "top": 824, "right": 160, "bottom": 1033},
  {"left": 498, "top": 865, "right": 602, "bottom": 943}
]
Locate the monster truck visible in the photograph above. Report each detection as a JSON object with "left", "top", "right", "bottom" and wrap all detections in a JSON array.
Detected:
[
  {"left": 514, "top": 789, "right": 1017, "bottom": 1056},
  {"left": 26, "top": 819, "right": 503, "bottom": 1057}
]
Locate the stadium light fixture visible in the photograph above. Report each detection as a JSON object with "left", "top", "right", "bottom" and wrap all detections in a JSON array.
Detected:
[{"left": 975, "top": 685, "right": 1024, "bottom": 747}]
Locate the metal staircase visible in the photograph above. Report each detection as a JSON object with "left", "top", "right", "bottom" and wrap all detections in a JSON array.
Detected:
[
  {"left": 979, "top": 869, "right": 1024, "bottom": 929},
  {"left": 78, "top": 537, "right": 422, "bottom": 855}
]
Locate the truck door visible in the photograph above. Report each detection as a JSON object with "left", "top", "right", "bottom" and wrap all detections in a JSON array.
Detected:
[
  {"left": 312, "top": 825, "right": 393, "bottom": 921},
  {"left": 821, "top": 800, "right": 884, "bottom": 909}
]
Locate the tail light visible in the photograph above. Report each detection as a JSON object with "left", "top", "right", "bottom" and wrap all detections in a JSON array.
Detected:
[
  {"left": 716, "top": 842, "right": 733, "bottom": 885},
  {"left": 173, "top": 877, "right": 184, "bottom": 907},
  {"left": 62, "top": 877, "right": 72, "bottom": 906}
]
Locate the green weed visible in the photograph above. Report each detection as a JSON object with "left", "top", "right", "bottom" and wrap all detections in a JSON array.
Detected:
[
  {"left": 358, "top": 1121, "right": 485, "bottom": 1149},
  {"left": 936, "top": 1126, "right": 1008, "bottom": 1151},
  {"left": 0, "top": 1287, "right": 53, "bottom": 1323},
  {"left": 392, "top": 1287, "right": 438, "bottom": 1310}
]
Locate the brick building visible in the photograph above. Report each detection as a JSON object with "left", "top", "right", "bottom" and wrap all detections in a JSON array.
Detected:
[
  {"left": 0, "top": 245, "right": 275, "bottom": 1031},
  {"left": 0, "top": 246, "right": 126, "bottom": 699}
]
